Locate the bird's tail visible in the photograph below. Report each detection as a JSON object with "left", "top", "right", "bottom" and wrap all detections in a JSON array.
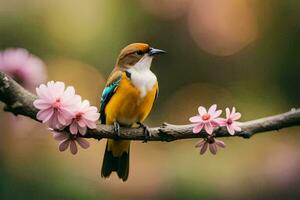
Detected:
[{"left": 101, "top": 139, "right": 130, "bottom": 181}]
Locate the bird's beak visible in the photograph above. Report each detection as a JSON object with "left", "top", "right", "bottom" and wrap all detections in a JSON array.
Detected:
[{"left": 148, "top": 47, "right": 166, "bottom": 56}]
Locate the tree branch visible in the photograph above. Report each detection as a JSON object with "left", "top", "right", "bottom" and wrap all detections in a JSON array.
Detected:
[{"left": 0, "top": 71, "right": 300, "bottom": 142}]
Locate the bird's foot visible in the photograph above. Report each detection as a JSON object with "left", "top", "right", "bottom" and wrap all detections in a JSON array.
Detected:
[
  {"left": 113, "top": 121, "right": 121, "bottom": 137},
  {"left": 137, "top": 122, "right": 151, "bottom": 143}
]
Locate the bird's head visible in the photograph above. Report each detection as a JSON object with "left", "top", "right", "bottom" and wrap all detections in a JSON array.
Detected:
[{"left": 116, "top": 43, "right": 165, "bottom": 70}]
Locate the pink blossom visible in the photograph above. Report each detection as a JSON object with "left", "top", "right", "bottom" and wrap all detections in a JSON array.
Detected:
[
  {"left": 0, "top": 48, "right": 46, "bottom": 90},
  {"left": 69, "top": 100, "right": 100, "bottom": 135},
  {"left": 189, "top": 104, "right": 222, "bottom": 134},
  {"left": 219, "top": 107, "right": 241, "bottom": 135},
  {"left": 33, "top": 81, "right": 81, "bottom": 129},
  {"left": 53, "top": 132, "right": 90, "bottom": 155},
  {"left": 195, "top": 137, "right": 226, "bottom": 155}
]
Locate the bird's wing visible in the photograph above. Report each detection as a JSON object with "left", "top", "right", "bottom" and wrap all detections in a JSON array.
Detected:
[
  {"left": 153, "top": 83, "right": 159, "bottom": 107},
  {"left": 100, "top": 70, "right": 123, "bottom": 124}
]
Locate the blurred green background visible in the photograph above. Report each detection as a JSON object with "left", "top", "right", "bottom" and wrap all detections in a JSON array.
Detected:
[{"left": 1, "top": 0, "right": 300, "bottom": 199}]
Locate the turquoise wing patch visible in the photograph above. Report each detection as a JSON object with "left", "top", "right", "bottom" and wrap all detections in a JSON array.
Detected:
[{"left": 100, "top": 77, "right": 121, "bottom": 124}]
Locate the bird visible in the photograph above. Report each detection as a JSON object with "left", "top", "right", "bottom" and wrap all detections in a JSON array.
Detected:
[{"left": 100, "top": 43, "right": 165, "bottom": 181}]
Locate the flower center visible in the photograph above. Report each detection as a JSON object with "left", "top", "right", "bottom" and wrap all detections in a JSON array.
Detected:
[
  {"left": 206, "top": 137, "right": 215, "bottom": 144},
  {"left": 202, "top": 114, "right": 210, "bottom": 121},
  {"left": 52, "top": 99, "right": 61, "bottom": 109},
  {"left": 227, "top": 118, "right": 233, "bottom": 125},
  {"left": 69, "top": 134, "right": 77, "bottom": 140},
  {"left": 75, "top": 112, "right": 83, "bottom": 121}
]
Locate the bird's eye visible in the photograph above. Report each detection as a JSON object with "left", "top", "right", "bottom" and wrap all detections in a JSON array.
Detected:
[{"left": 136, "top": 50, "right": 144, "bottom": 55}]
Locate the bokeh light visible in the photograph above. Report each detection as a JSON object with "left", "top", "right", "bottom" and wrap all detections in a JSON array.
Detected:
[
  {"left": 139, "top": 0, "right": 190, "bottom": 20},
  {"left": 0, "top": 0, "right": 300, "bottom": 199},
  {"left": 188, "top": 0, "right": 259, "bottom": 56}
]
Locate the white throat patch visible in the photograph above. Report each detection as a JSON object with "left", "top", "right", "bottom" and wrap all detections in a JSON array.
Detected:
[{"left": 127, "top": 55, "right": 157, "bottom": 98}]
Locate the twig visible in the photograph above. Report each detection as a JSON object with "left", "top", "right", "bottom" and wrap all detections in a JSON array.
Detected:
[{"left": 0, "top": 71, "right": 299, "bottom": 142}]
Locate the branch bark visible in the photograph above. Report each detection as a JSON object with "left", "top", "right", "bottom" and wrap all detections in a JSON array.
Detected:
[{"left": 0, "top": 71, "right": 300, "bottom": 142}]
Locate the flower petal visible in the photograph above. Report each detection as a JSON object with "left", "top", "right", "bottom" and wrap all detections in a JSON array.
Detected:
[
  {"left": 211, "top": 110, "right": 222, "bottom": 118},
  {"left": 83, "top": 112, "right": 100, "bottom": 121},
  {"left": 69, "top": 121, "right": 78, "bottom": 135},
  {"left": 59, "top": 139, "right": 70, "bottom": 152},
  {"left": 189, "top": 116, "right": 201, "bottom": 123},
  {"left": 37, "top": 108, "right": 54, "bottom": 123},
  {"left": 47, "top": 111, "right": 61, "bottom": 129},
  {"left": 33, "top": 99, "right": 51, "bottom": 110},
  {"left": 77, "top": 119, "right": 86, "bottom": 127},
  {"left": 61, "top": 86, "right": 75, "bottom": 101},
  {"left": 69, "top": 140, "right": 78, "bottom": 155},
  {"left": 195, "top": 139, "right": 206, "bottom": 148},
  {"left": 204, "top": 122, "right": 213, "bottom": 134},
  {"left": 198, "top": 106, "right": 207, "bottom": 116},
  {"left": 78, "top": 126, "right": 87, "bottom": 135},
  {"left": 215, "top": 139, "right": 226, "bottom": 148},
  {"left": 36, "top": 84, "right": 52, "bottom": 101},
  {"left": 225, "top": 108, "right": 230, "bottom": 119},
  {"left": 53, "top": 132, "right": 69, "bottom": 141},
  {"left": 200, "top": 142, "right": 208, "bottom": 155},
  {"left": 62, "top": 94, "right": 81, "bottom": 111},
  {"left": 231, "top": 107, "right": 236, "bottom": 115},
  {"left": 80, "top": 100, "right": 90, "bottom": 110},
  {"left": 83, "top": 118, "right": 96, "bottom": 129},
  {"left": 59, "top": 107, "right": 74, "bottom": 121},
  {"left": 52, "top": 81, "right": 65, "bottom": 98},
  {"left": 232, "top": 112, "right": 241, "bottom": 120},
  {"left": 208, "top": 104, "right": 217, "bottom": 115},
  {"left": 47, "top": 114, "right": 64, "bottom": 129},
  {"left": 85, "top": 106, "right": 98, "bottom": 114},
  {"left": 232, "top": 123, "right": 242, "bottom": 132},
  {"left": 193, "top": 123, "right": 204, "bottom": 134},
  {"left": 76, "top": 137, "right": 90, "bottom": 149},
  {"left": 46, "top": 114, "right": 56, "bottom": 129},
  {"left": 213, "top": 118, "right": 225, "bottom": 126},
  {"left": 226, "top": 125, "right": 235, "bottom": 135},
  {"left": 209, "top": 143, "right": 218, "bottom": 155},
  {"left": 57, "top": 112, "right": 67, "bottom": 125}
]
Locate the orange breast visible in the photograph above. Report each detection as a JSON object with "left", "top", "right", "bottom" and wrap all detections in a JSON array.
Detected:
[{"left": 105, "top": 73, "right": 158, "bottom": 126}]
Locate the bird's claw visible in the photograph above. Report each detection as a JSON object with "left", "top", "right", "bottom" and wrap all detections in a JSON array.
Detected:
[
  {"left": 113, "top": 121, "right": 121, "bottom": 137},
  {"left": 138, "top": 122, "right": 151, "bottom": 143}
]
